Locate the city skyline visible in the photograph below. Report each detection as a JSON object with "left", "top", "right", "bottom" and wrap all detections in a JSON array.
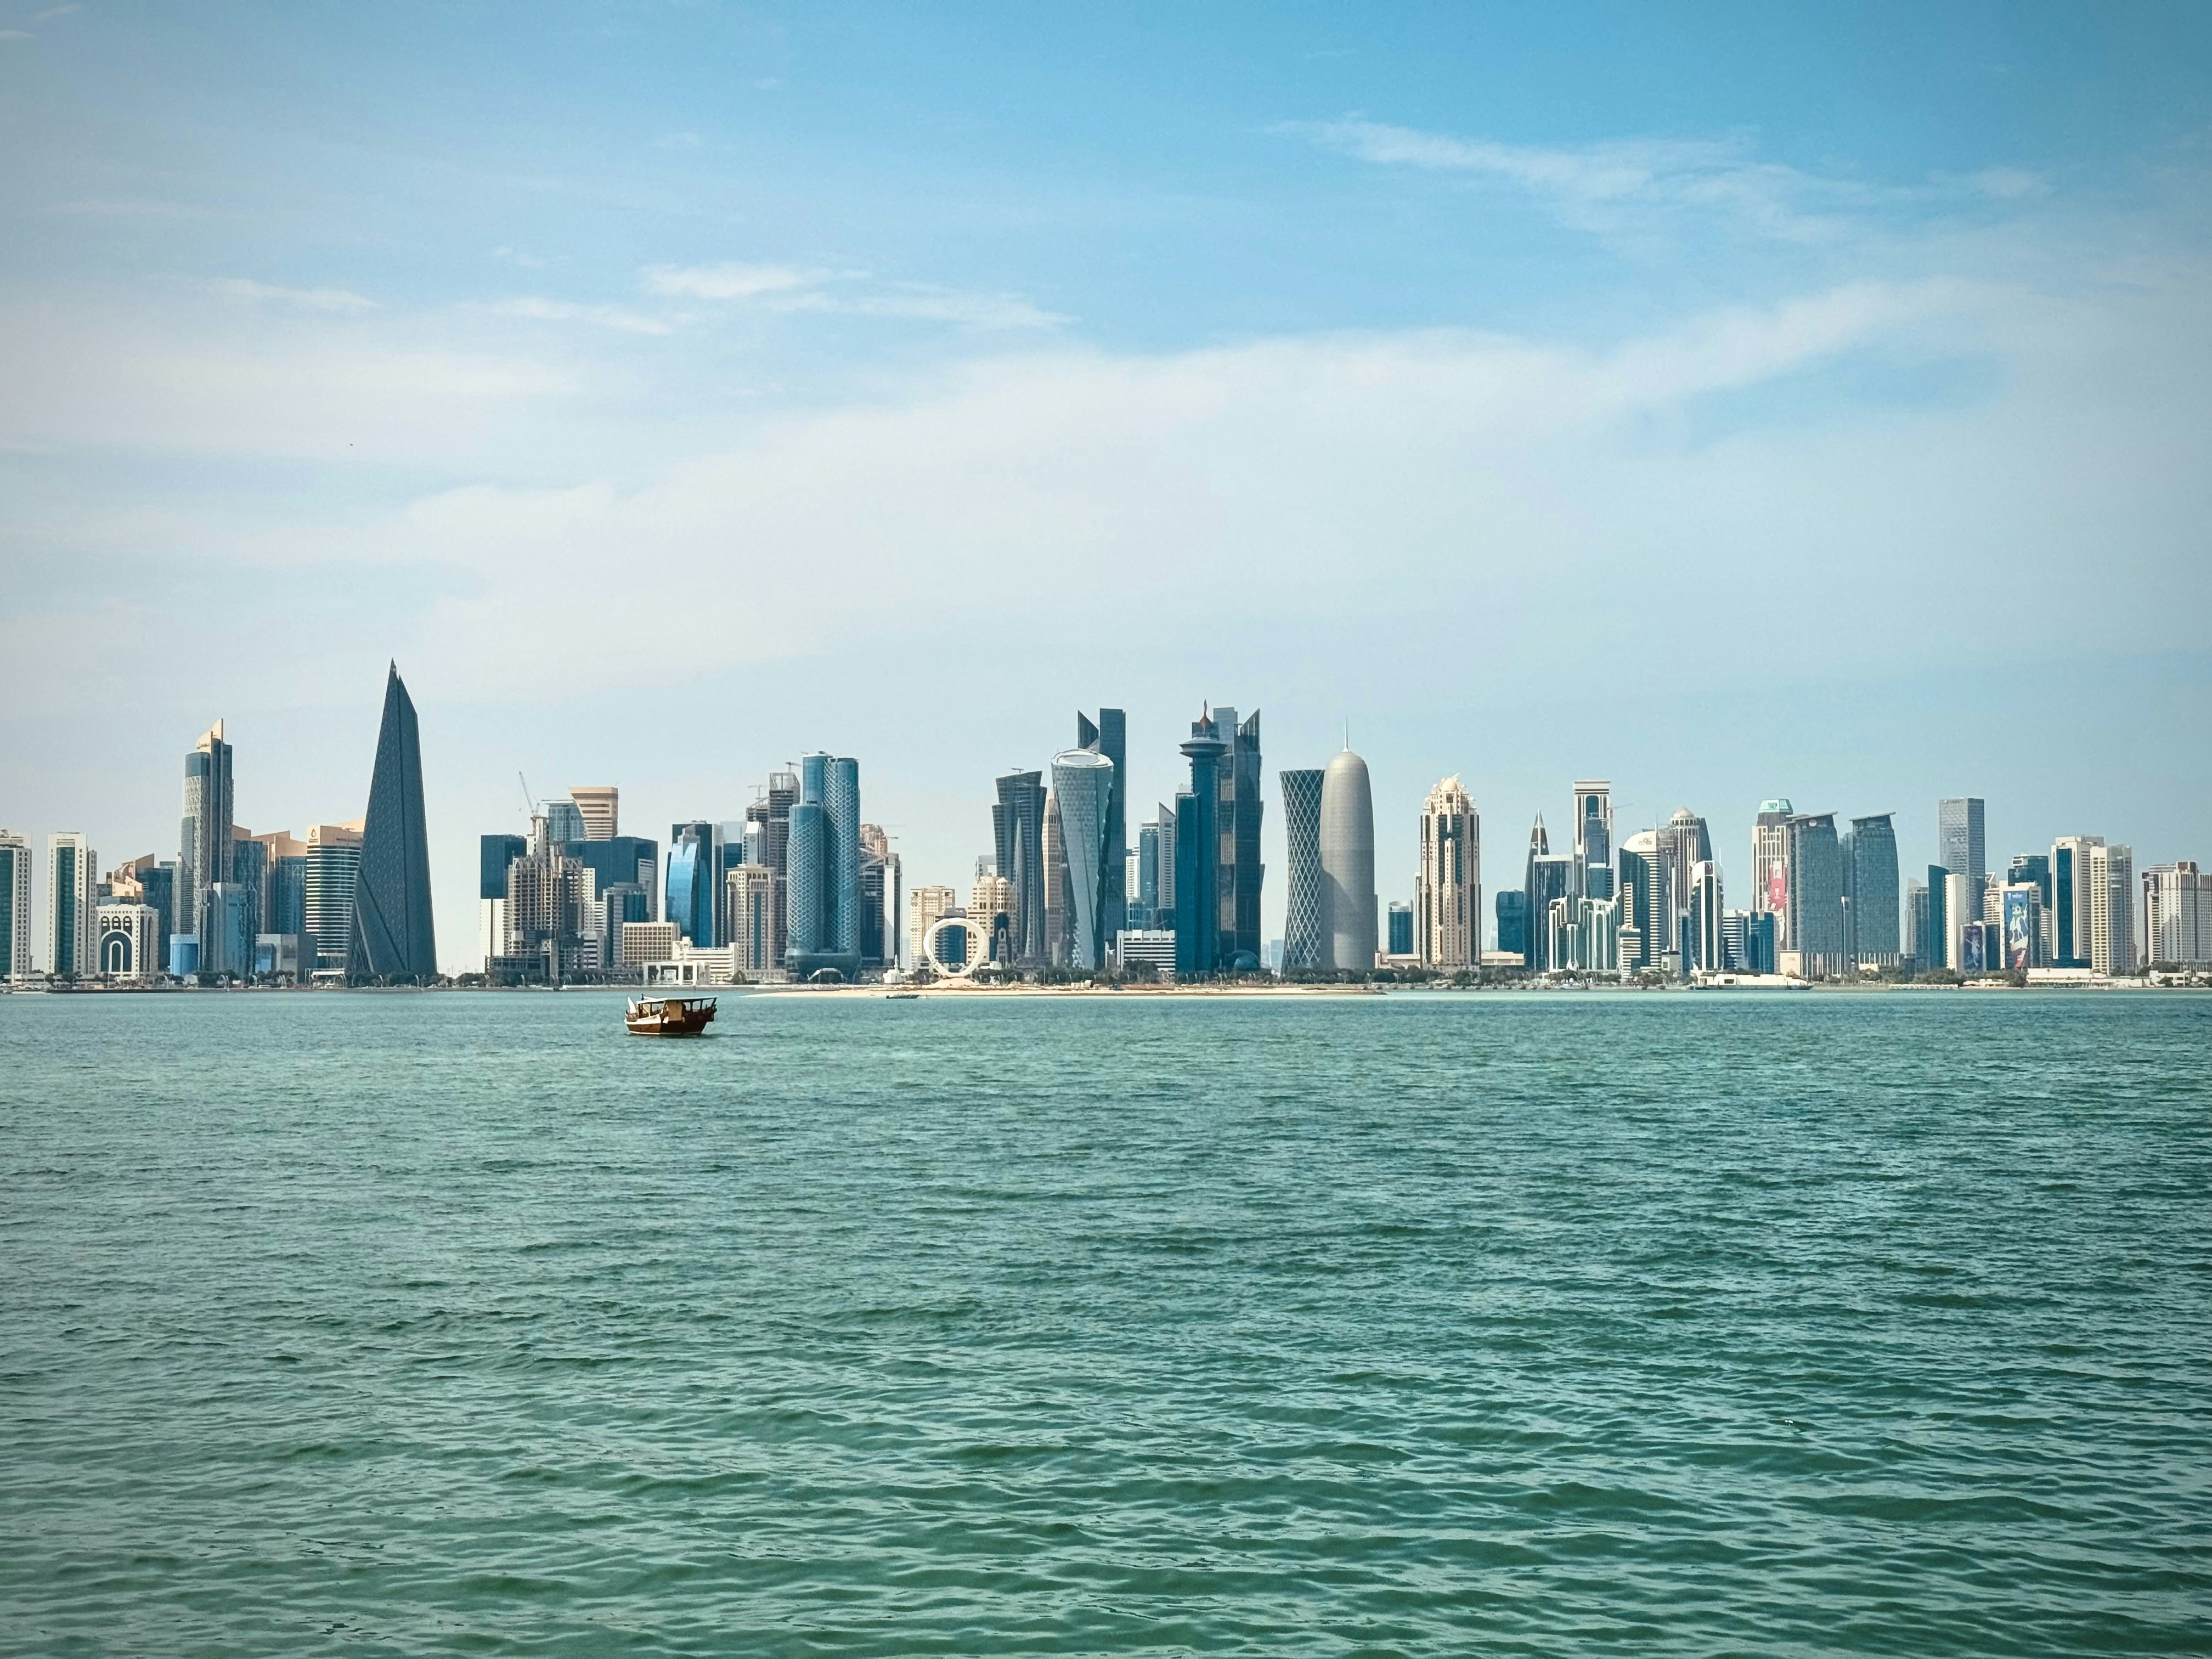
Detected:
[{"left": 4, "top": 674, "right": 2204, "bottom": 978}]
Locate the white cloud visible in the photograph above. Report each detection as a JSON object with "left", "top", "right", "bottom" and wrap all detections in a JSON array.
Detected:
[
  {"left": 486, "top": 295, "right": 674, "bottom": 335},
  {"left": 774, "top": 283, "right": 1066, "bottom": 331},
  {"left": 210, "top": 276, "right": 379, "bottom": 313},
  {"left": 0, "top": 30, "right": 32, "bottom": 40},
  {"left": 640, "top": 262, "right": 826, "bottom": 301}
]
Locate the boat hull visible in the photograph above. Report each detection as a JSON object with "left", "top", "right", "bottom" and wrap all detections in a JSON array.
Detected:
[{"left": 624, "top": 997, "right": 718, "bottom": 1036}]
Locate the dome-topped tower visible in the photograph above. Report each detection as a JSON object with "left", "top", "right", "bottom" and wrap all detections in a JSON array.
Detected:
[{"left": 1319, "top": 746, "right": 1376, "bottom": 971}]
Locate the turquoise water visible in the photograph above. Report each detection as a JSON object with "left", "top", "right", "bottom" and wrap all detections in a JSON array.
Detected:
[{"left": 3, "top": 989, "right": 2208, "bottom": 1655}]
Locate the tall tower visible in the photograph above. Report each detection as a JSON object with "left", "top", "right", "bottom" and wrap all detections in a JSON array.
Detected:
[
  {"left": 1051, "top": 749, "right": 1116, "bottom": 971},
  {"left": 1415, "top": 777, "right": 1480, "bottom": 970},
  {"left": 1174, "top": 715, "right": 1227, "bottom": 976},
  {"left": 1751, "top": 799, "right": 1793, "bottom": 943},
  {"left": 47, "top": 831, "right": 97, "bottom": 978},
  {"left": 569, "top": 786, "right": 619, "bottom": 841},
  {"left": 1937, "top": 798, "right": 1987, "bottom": 902},
  {"left": 1318, "top": 746, "right": 1376, "bottom": 972},
  {"left": 994, "top": 770, "right": 1047, "bottom": 967},
  {"left": 349, "top": 664, "right": 438, "bottom": 981},
  {"left": 178, "top": 719, "right": 235, "bottom": 954},
  {"left": 0, "top": 830, "right": 29, "bottom": 980},
  {"left": 1784, "top": 812, "right": 1847, "bottom": 976},
  {"left": 2050, "top": 834, "right": 2103, "bottom": 968},
  {"left": 2088, "top": 843, "right": 2135, "bottom": 974},
  {"left": 1573, "top": 781, "right": 1612, "bottom": 900},
  {"left": 1076, "top": 709, "right": 1127, "bottom": 944},
  {"left": 1848, "top": 813, "right": 1900, "bottom": 962},
  {"left": 1279, "top": 768, "right": 1326, "bottom": 972}
]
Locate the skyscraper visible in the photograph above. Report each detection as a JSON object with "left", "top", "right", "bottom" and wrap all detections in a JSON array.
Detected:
[
  {"left": 569, "top": 786, "right": 619, "bottom": 841},
  {"left": 1655, "top": 808, "right": 1712, "bottom": 966},
  {"left": 1944, "top": 870, "right": 1976, "bottom": 972},
  {"left": 1075, "top": 709, "right": 1127, "bottom": 944},
  {"left": 47, "top": 831, "right": 96, "bottom": 979},
  {"left": 1847, "top": 813, "right": 1901, "bottom": 964},
  {"left": 785, "top": 754, "right": 863, "bottom": 980},
  {"left": 725, "top": 862, "right": 777, "bottom": 975},
  {"left": 2050, "top": 835, "right": 2103, "bottom": 968},
  {"left": 1783, "top": 813, "right": 1847, "bottom": 977},
  {"left": 0, "top": 830, "right": 29, "bottom": 980},
  {"left": 1616, "top": 830, "right": 1666, "bottom": 972},
  {"left": 544, "top": 799, "right": 586, "bottom": 845},
  {"left": 2088, "top": 843, "right": 2135, "bottom": 974},
  {"left": 177, "top": 719, "right": 235, "bottom": 961},
  {"left": 1751, "top": 799, "right": 1792, "bottom": 943},
  {"left": 1689, "top": 861, "right": 1725, "bottom": 972},
  {"left": 1573, "top": 781, "right": 1612, "bottom": 899},
  {"left": 1133, "top": 816, "right": 1163, "bottom": 928},
  {"left": 1051, "top": 748, "right": 1116, "bottom": 971},
  {"left": 1938, "top": 798, "right": 1987, "bottom": 904},
  {"left": 303, "top": 822, "right": 364, "bottom": 974},
  {"left": 1318, "top": 745, "right": 1375, "bottom": 972},
  {"left": 480, "top": 833, "right": 527, "bottom": 969},
  {"left": 1207, "top": 707, "right": 1266, "bottom": 968},
  {"left": 1525, "top": 839, "right": 1575, "bottom": 973},
  {"left": 1386, "top": 900, "right": 1413, "bottom": 958},
  {"left": 1415, "top": 777, "right": 1479, "bottom": 970},
  {"left": 994, "top": 770, "right": 1048, "bottom": 968},
  {"left": 1495, "top": 889, "right": 1528, "bottom": 963},
  {"left": 1906, "top": 878, "right": 1931, "bottom": 968},
  {"left": 2142, "top": 862, "right": 2212, "bottom": 966},
  {"left": 1042, "top": 787, "right": 1068, "bottom": 966},
  {"left": 668, "top": 821, "right": 722, "bottom": 946},
  {"left": 346, "top": 667, "right": 437, "bottom": 980},
  {"left": 1279, "top": 768, "right": 1326, "bottom": 972},
  {"left": 1173, "top": 714, "right": 1227, "bottom": 976}
]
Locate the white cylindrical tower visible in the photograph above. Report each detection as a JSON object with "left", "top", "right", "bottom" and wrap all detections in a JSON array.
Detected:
[{"left": 1319, "top": 748, "right": 1376, "bottom": 971}]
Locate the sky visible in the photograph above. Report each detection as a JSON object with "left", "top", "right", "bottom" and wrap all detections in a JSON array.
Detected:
[{"left": 3, "top": 1, "right": 2209, "bottom": 968}]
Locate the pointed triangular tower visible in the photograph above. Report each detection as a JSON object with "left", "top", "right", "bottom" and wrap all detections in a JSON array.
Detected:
[{"left": 348, "top": 663, "right": 438, "bottom": 981}]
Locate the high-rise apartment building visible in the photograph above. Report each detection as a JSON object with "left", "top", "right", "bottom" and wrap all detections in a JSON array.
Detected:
[
  {"left": 479, "top": 833, "right": 527, "bottom": 970},
  {"left": 177, "top": 719, "right": 235, "bottom": 960},
  {"left": 725, "top": 864, "right": 777, "bottom": 975},
  {"left": 2142, "top": 862, "right": 2212, "bottom": 966},
  {"left": 1783, "top": 813, "right": 1847, "bottom": 977},
  {"left": 1751, "top": 799, "right": 1792, "bottom": 943},
  {"left": 1279, "top": 767, "right": 1326, "bottom": 972},
  {"left": 1075, "top": 709, "right": 1127, "bottom": 944},
  {"left": 2050, "top": 836, "right": 2103, "bottom": 968},
  {"left": 2088, "top": 843, "right": 2135, "bottom": 974},
  {"left": 505, "top": 816, "right": 597, "bottom": 981},
  {"left": 0, "top": 831, "right": 30, "bottom": 979},
  {"left": 350, "top": 665, "right": 438, "bottom": 982},
  {"left": 47, "top": 832, "right": 97, "bottom": 979},
  {"left": 1938, "top": 798, "right": 1987, "bottom": 905},
  {"left": 1051, "top": 749, "right": 1116, "bottom": 972},
  {"left": 569, "top": 786, "right": 619, "bottom": 841},
  {"left": 1415, "top": 777, "right": 1480, "bottom": 970},
  {"left": 1616, "top": 830, "right": 1668, "bottom": 973},
  {"left": 968, "top": 873, "right": 1013, "bottom": 967},
  {"left": 1573, "top": 781, "right": 1612, "bottom": 899},
  {"left": 302, "top": 823, "right": 365, "bottom": 974},
  {"left": 1319, "top": 746, "right": 1375, "bottom": 971},
  {"left": 1847, "top": 813, "right": 1901, "bottom": 965},
  {"left": 1689, "top": 861, "right": 1725, "bottom": 972}
]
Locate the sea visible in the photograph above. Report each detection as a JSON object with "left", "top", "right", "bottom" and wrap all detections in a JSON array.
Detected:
[{"left": 2, "top": 989, "right": 2207, "bottom": 1656}]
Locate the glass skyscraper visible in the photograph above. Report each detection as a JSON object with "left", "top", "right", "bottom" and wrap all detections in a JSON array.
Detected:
[
  {"left": 348, "top": 665, "right": 439, "bottom": 982},
  {"left": 1847, "top": 812, "right": 1900, "bottom": 962},
  {"left": 1173, "top": 716, "right": 1226, "bottom": 976},
  {"left": 1050, "top": 749, "right": 1116, "bottom": 970},
  {"left": 1938, "top": 798, "right": 1986, "bottom": 899},
  {"left": 994, "top": 770, "right": 1047, "bottom": 968},
  {"left": 667, "top": 822, "right": 721, "bottom": 947},
  {"left": 1784, "top": 813, "right": 1848, "bottom": 974},
  {"left": 1279, "top": 768, "right": 1325, "bottom": 972},
  {"left": 177, "top": 720, "right": 234, "bottom": 961},
  {"left": 1076, "top": 709, "right": 1127, "bottom": 943},
  {"left": 786, "top": 754, "right": 863, "bottom": 980},
  {"left": 1495, "top": 889, "right": 1527, "bottom": 960}
]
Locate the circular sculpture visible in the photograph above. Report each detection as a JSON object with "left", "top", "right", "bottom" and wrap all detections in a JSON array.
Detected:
[{"left": 922, "top": 915, "right": 994, "bottom": 978}]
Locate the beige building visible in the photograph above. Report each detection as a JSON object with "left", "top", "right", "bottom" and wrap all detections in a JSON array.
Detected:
[
  {"left": 1415, "top": 777, "right": 1480, "bottom": 969},
  {"left": 570, "top": 786, "right": 619, "bottom": 842},
  {"left": 968, "top": 874, "right": 1012, "bottom": 964},
  {"left": 725, "top": 864, "right": 777, "bottom": 974},
  {"left": 909, "top": 884, "right": 958, "bottom": 967},
  {"left": 2089, "top": 843, "right": 2135, "bottom": 973},
  {"left": 619, "top": 921, "right": 679, "bottom": 966}
]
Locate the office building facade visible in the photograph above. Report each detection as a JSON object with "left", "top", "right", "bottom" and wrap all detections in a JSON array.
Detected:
[
  {"left": 2142, "top": 862, "right": 2212, "bottom": 966},
  {"left": 1938, "top": 797, "right": 1987, "bottom": 906},
  {"left": 1782, "top": 812, "right": 1847, "bottom": 977},
  {"left": 1075, "top": 709, "right": 1127, "bottom": 944},
  {"left": 2050, "top": 835, "right": 2103, "bottom": 968},
  {"left": 303, "top": 822, "right": 364, "bottom": 974},
  {"left": 994, "top": 770, "right": 1048, "bottom": 968},
  {"left": 570, "top": 785, "right": 618, "bottom": 841},
  {"left": 1495, "top": 889, "right": 1528, "bottom": 962},
  {"left": 177, "top": 719, "right": 235, "bottom": 962},
  {"left": 2088, "top": 843, "right": 2135, "bottom": 974},
  {"left": 1051, "top": 748, "right": 1116, "bottom": 971},
  {"left": 1172, "top": 714, "right": 1227, "bottom": 975},
  {"left": 1847, "top": 812, "right": 1901, "bottom": 965}
]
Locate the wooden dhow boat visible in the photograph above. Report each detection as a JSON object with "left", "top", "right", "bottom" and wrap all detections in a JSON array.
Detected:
[{"left": 624, "top": 995, "right": 718, "bottom": 1036}]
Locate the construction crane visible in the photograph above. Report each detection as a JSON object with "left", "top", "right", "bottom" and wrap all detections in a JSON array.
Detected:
[{"left": 517, "top": 772, "right": 537, "bottom": 823}]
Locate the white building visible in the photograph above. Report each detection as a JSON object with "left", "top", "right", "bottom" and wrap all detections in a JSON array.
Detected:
[
  {"left": 909, "top": 885, "right": 958, "bottom": 969},
  {"left": 0, "top": 830, "right": 30, "bottom": 980},
  {"left": 303, "top": 821, "right": 364, "bottom": 974},
  {"left": 1689, "top": 861, "right": 1725, "bottom": 972},
  {"left": 1415, "top": 777, "right": 1480, "bottom": 970},
  {"left": 97, "top": 901, "right": 160, "bottom": 980},
  {"left": 2089, "top": 843, "right": 2135, "bottom": 974},
  {"left": 725, "top": 864, "right": 778, "bottom": 975},
  {"left": 48, "top": 831, "right": 98, "bottom": 980},
  {"left": 2143, "top": 862, "right": 2212, "bottom": 966},
  {"left": 1112, "top": 929, "right": 1177, "bottom": 973},
  {"left": 619, "top": 921, "right": 680, "bottom": 967},
  {"left": 1944, "top": 870, "right": 1976, "bottom": 972}
]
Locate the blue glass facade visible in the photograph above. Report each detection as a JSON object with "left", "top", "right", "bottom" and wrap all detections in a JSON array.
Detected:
[
  {"left": 481, "top": 834, "right": 527, "bottom": 900},
  {"left": 1173, "top": 720, "right": 1226, "bottom": 975},
  {"left": 565, "top": 836, "right": 658, "bottom": 919},
  {"left": 1496, "top": 890, "right": 1527, "bottom": 959},
  {"left": 1927, "top": 865, "right": 1950, "bottom": 970},
  {"left": 1387, "top": 901, "right": 1413, "bottom": 957},
  {"left": 667, "top": 822, "right": 721, "bottom": 946}
]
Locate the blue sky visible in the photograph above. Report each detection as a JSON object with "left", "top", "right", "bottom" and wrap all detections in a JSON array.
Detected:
[{"left": 4, "top": 2, "right": 2209, "bottom": 964}]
